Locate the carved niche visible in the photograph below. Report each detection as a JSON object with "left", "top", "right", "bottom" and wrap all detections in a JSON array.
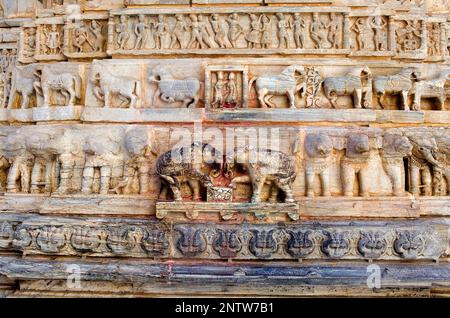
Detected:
[{"left": 35, "top": 17, "right": 66, "bottom": 61}]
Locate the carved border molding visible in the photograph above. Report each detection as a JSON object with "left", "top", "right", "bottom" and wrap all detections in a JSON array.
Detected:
[{"left": 0, "top": 214, "right": 447, "bottom": 261}]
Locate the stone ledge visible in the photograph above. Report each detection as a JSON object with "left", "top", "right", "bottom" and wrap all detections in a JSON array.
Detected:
[{"left": 1, "top": 256, "right": 450, "bottom": 296}]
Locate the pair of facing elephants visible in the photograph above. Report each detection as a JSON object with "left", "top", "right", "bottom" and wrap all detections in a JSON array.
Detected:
[{"left": 156, "top": 133, "right": 450, "bottom": 203}]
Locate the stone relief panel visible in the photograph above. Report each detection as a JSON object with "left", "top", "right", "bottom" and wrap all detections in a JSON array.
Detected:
[
  {"left": 0, "top": 125, "right": 447, "bottom": 201},
  {"left": 0, "top": 214, "right": 447, "bottom": 261},
  {"left": 63, "top": 14, "right": 108, "bottom": 59},
  {"left": 35, "top": 17, "right": 66, "bottom": 61},
  {"left": 107, "top": 8, "right": 351, "bottom": 55}
]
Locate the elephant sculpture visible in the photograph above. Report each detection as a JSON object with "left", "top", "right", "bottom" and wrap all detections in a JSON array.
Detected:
[
  {"left": 248, "top": 65, "right": 307, "bottom": 108},
  {"left": 302, "top": 133, "right": 334, "bottom": 197},
  {"left": 81, "top": 134, "right": 124, "bottom": 195},
  {"left": 0, "top": 135, "right": 10, "bottom": 192},
  {"left": 225, "top": 146, "right": 297, "bottom": 203},
  {"left": 26, "top": 132, "right": 59, "bottom": 194},
  {"left": 323, "top": 66, "right": 372, "bottom": 109},
  {"left": 340, "top": 134, "right": 371, "bottom": 197},
  {"left": 156, "top": 142, "right": 222, "bottom": 201},
  {"left": 373, "top": 67, "right": 421, "bottom": 111},
  {"left": 380, "top": 134, "right": 413, "bottom": 196},
  {"left": 114, "top": 128, "right": 156, "bottom": 195},
  {"left": 3, "top": 133, "right": 34, "bottom": 193},
  {"left": 431, "top": 136, "right": 450, "bottom": 196},
  {"left": 53, "top": 130, "right": 85, "bottom": 195},
  {"left": 34, "top": 66, "right": 82, "bottom": 107},
  {"left": 407, "top": 134, "right": 442, "bottom": 196}
]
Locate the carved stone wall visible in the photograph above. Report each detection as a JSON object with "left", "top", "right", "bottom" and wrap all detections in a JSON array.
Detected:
[{"left": 0, "top": 0, "right": 449, "bottom": 297}]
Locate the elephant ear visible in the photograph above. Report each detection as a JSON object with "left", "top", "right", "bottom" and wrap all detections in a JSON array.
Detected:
[{"left": 371, "top": 136, "right": 383, "bottom": 150}]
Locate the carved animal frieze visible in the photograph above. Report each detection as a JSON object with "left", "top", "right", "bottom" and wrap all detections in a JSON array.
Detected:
[
  {"left": 357, "top": 231, "right": 388, "bottom": 259},
  {"left": 320, "top": 231, "right": 350, "bottom": 258},
  {"left": 394, "top": 230, "right": 426, "bottom": 259},
  {"left": 225, "top": 146, "right": 297, "bottom": 203}
]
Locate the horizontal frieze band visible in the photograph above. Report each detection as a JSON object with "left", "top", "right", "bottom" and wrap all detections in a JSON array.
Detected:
[{"left": 0, "top": 213, "right": 448, "bottom": 261}]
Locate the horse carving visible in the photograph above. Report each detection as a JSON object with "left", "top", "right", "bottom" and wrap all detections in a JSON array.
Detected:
[
  {"left": 413, "top": 70, "right": 450, "bottom": 110},
  {"left": 322, "top": 66, "right": 372, "bottom": 109},
  {"left": 8, "top": 65, "right": 39, "bottom": 109},
  {"left": 90, "top": 63, "right": 141, "bottom": 108},
  {"left": 373, "top": 67, "right": 421, "bottom": 111},
  {"left": 248, "top": 65, "right": 306, "bottom": 108},
  {"left": 148, "top": 66, "right": 201, "bottom": 108},
  {"left": 34, "top": 66, "right": 82, "bottom": 107}
]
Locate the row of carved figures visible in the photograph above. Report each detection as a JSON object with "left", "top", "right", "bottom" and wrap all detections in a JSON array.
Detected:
[
  {"left": 20, "top": 12, "right": 449, "bottom": 59},
  {"left": 5, "top": 63, "right": 450, "bottom": 110},
  {"left": 0, "top": 129, "right": 449, "bottom": 200}
]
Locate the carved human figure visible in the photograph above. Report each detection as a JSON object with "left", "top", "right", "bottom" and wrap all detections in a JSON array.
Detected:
[
  {"left": 226, "top": 72, "right": 238, "bottom": 106},
  {"left": 303, "top": 133, "right": 334, "bottom": 197},
  {"left": 154, "top": 14, "right": 169, "bottom": 50},
  {"left": 327, "top": 13, "right": 342, "bottom": 49},
  {"left": 156, "top": 143, "right": 221, "bottom": 201},
  {"left": 310, "top": 13, "right": 325, "bottom": 49},
  {"left": 380, "top": 134, "right": 413, "bottom": 196},
  {"left": 276, "top": 13, "right": 290, "bottom": 49},
  {"left": 225, "top": 146, "right": 297, "bottom": 203},
  {"left": 44, "top": 24, "right": 61, "bottom": 55},
  {"left": 24, "top": 28, "right": 36, "bottom": 58},
  {"left": 90, "top": 20, "right": 105, "bottom": 52},
  {"left": 340, "top": 134, "right": 371, "bottom": 197},
  {"left": 114, "top": 129, "right": 155, "bottom": 195},
  {"left": 73, "top": 21, "right": 94, "bottom": 53},
  {"left": 369, "top": 16, "right": 387, "bottom": 51},
  {"left": 249, "top": 65, "right": 306, "bottom": 108},
  {"left": 198, "top": 15, "right": 216, "bottom": 48},
  {"left": 90, "top": 63, "right": 141, "bottom": 108},
  {"left": 260, "top": 14, "right": 272, "bottom": 49},
  {"left": 116, "top": 15, "right": 130, "bottom": 50},
  {"left": 292, "top": 13, "right": 305, "bottom": 49},
  {"left": 170, "top": 14, "right": 189, "bottom": 49},
  {"left": 187, "top": 14, "right": 204, "bottom": 49},
  {"left": 396, "top": 20, "right": 422, "bottom": 52},
  {"left": 351, "top": 18, "right": 371, "bottom": 50},
  {"left": 81, "top": 135, "right": 124, "bottom": 195},
  {"left": 134, "top": 14, "right": 149, "bottom": 50},
  {"left": 211, "top": 71, "right": 227, "bottom": 108},
  {"left": 4, "top": 134, "right": 33, "bottom": 194},
  {"left": 408, "top": 135, "right": 442, "bottom": 196},
  {"left": 428, "top": 23, "right": 441, "bottom": 56},
  {"left": 246, "top": 14, "right": 262, "bottom": 49},
  {"left": 227, "top": 13, "right": 244, "bottom": 48},
  {"left": 148, "top": 65, "right": 200, "bottom": 108},
  {"left": 210, "top": 13, "right": 230, "bottom": 49}
]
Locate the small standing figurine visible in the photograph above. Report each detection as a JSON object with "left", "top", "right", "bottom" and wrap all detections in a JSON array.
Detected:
[
  {"left": 246, "top": 14, "right": 262, "bottom": 49},
  {"left": 225, "top": 72, "right": 238, "bottom": 108},
  {"left": 370, "top": 16, "right": 387, "bottom": 51},
  {"left": 90, "top": 20, "right": 105, "bottom": 52},
  {"left": 134, "top": 14, "right": 149, "bottom": 50},
  {"left": 212, "top": 71, "right": 227, "bottom": 108},
  {"left": 292, "top": 13, "right": 305, "bottom": 49},
  {"left": 277, "top": 13, "right": 290, "bottom": 49},
  {"left": 211, "top": 13, "right": 229, "bottom": 49},
  {"left": 170, "top": 14, "right": 189, "bottom": 49},
  {"left": 116, "top": 15, "right": 130, "bottom": 50},
  {"left": 154, "top": 15, "right": 169, "bottom": 49},
  {"left": 327, "top": 12, "right": 342, "bottom": 49},
  {"left": 428, "top": 23, "right": 441, "bottom": 56},
  {"left": 45, "top": 24, "right": 61, "bottom": 55},
  {"left": 260, "top": 14, "right": 272, "bottom": 49},
  {"left": 310, "top": 13, "right": 324, "bottom": 49},
  {"left": 73, "top": 21, "right": 94, "bottom": 53},
  {"left": 351, "top": 17, "right": 370, "bottom": 50},
  {"left": 227, "top": 13, "right": 244, "bottom": 48}
]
